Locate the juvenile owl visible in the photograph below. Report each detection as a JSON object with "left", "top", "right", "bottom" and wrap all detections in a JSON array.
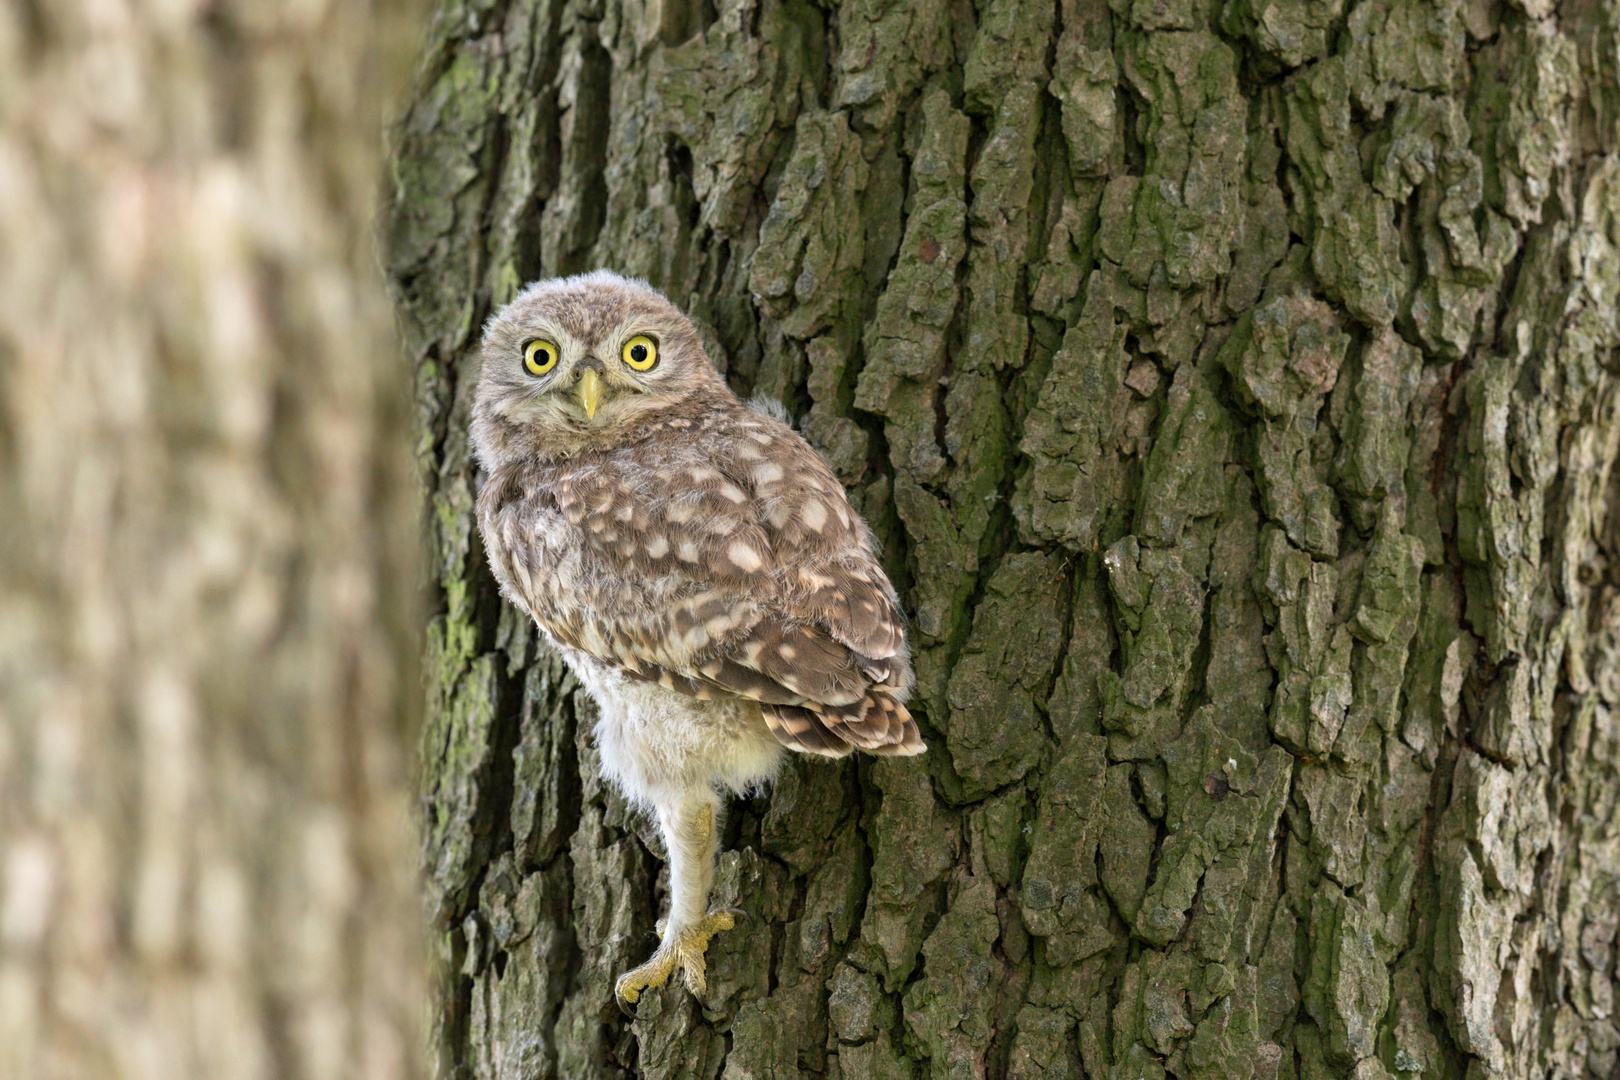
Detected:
[{"left": 471, "top": 270, "right": 924, "bottom": 1011}]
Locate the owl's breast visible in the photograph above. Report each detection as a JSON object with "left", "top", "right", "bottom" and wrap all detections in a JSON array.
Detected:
[
  {"left": 481, "top": 474, "right": 730, "bottom": 674},
  {"left": 484, "top": 493, "right": 614, "bottom": 626}
]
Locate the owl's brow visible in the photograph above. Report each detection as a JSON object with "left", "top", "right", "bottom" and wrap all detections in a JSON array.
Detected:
[
  {"left": 593, "top": 306, "right": 671, "bottom": 342},
  {"left": 512, "top": 318, "right": 572, "bottom": 344}
]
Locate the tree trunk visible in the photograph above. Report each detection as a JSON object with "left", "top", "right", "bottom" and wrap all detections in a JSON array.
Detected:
[
  {"left": 0, "top": 3, "right": 425, "bottom": 1077},
  {"left": 386, "top": 0, "right": 1620, "bottom": 1075}
]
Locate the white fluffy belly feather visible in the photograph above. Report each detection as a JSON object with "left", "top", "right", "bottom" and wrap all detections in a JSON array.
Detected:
[{"left": 559, "top": 645, "right": 784, "bottom": 808}]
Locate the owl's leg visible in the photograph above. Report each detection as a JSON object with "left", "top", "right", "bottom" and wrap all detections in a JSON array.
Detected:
[{"left": 614, "top": 788, "right": 741, "bottom": 1011}]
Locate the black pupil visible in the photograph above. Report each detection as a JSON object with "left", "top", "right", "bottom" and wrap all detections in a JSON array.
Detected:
[
  {"left": 631, "top": 344, "right": 648, "bottom": 363},
  {"left": 533, "top": 347, "right": 549, "bottom": 365}
]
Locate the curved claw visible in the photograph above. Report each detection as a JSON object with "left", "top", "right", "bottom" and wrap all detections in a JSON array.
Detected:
[{"left": 614, "top": 955, "right": 673, "bottom": 1017}]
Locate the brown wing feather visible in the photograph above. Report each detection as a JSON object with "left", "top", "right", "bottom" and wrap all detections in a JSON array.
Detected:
[
  {"left": 730, "top": 619, "right": 867, "bottom": 705},
  {"left": 794, "top": 561, "right": 901, "bottom": 643}
]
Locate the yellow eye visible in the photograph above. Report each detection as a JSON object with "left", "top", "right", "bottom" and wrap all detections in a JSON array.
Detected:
[
  {"left": 523, "top": 339, "right": 559, "bottom": 376},
  {"left": 622, "top": 335, "right": 658, "bottom": 372}
]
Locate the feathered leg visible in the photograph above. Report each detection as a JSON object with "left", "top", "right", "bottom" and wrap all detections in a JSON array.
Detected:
[{"left": 614, "top": 788, "right": 741, "bottom": 1011}]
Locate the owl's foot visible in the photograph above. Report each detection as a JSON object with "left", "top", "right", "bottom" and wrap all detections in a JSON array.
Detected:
[{"left": 615, "top": 907, "right": 744, "bottom": 1014}]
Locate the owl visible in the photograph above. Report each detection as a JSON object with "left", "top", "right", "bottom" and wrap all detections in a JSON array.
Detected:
[{"left": 470, "top": 270, "right": 924, "bottom": 1012}]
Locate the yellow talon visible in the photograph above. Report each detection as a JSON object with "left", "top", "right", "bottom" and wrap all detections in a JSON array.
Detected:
[{"left": 614, "top": 908, "right": 743, "bottom": 1014}]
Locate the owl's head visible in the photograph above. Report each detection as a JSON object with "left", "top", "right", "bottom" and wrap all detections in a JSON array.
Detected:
[{"left": 471, "top": 270, "right": 727, "bottom": 466}]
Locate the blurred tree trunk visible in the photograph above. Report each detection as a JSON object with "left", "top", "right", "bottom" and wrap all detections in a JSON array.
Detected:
[
  {"left": 387, "top": 0, "right": 1620, "bottom": 1075},
  {"left": 0, "top": 3, "right": 425, "bottom": 1078}
]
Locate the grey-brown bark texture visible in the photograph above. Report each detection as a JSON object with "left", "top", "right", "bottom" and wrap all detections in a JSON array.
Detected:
[
  {"left": 386, "top": 0, "right": 1620, "bottom": 1074},
  {"left": 0, "top": 2, "right": 425, "bottom": 1077}
]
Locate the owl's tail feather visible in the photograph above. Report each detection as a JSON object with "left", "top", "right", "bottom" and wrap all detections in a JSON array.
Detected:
[
  {"left": 763, "top": 692, "right": 926, "bottom": 758},
  {"left": 860, "top": 693, "right": 927, "bottom": 757},
  {"left": 761, "top": 703, "right": 854, "bottom": 758}
]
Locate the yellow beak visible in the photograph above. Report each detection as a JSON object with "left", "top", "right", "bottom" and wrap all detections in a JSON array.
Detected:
[{"left": 574, "top": 369, "right": 606, "bottom": 419}]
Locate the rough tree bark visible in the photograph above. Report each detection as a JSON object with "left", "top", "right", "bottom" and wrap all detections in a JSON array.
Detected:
[
  {"left": 0, "top": 3, "right": 424, "bottom": 1077},
  {"left": 386, "top": 0, "right": 1620, "bottom": 1075}
]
